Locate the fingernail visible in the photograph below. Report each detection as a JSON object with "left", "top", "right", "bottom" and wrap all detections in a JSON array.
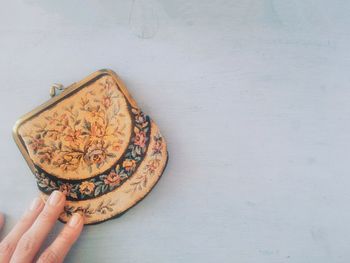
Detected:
[
  {"left": 68, "top": 213, "right": 81, "bottom": 227},
  {"left": 30, "top": 197, "right": 43, "bottom": 211},
  {"left": 48, "top": 191, "right": 63, "bottom": 206}
]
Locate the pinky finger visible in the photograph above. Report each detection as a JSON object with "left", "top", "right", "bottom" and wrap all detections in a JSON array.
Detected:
[{"left": 36, "top": 213, "right": 83, "bottom": 263}]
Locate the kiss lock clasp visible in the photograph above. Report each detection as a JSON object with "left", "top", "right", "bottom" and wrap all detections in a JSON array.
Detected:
[{"left": 49, "top": 83, "right": 65, "bottom": 98}]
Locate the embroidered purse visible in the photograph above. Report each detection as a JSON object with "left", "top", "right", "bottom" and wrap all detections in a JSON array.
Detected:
[{"left": 13, "top": 69, "right": 168, "bottom": 224}]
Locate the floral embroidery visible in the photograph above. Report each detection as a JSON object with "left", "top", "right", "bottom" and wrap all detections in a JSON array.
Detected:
[
  {"left": 122, "top": 159, "right": 136, "bottom": 172},
  {"left": 134, "top": 130, "right": 147, "bottom": 148},
  {"left": 79, "top": 181, "right": 95, "bottom": 196},
  {"left": 103, "top": 169, "right": 122, "bottom": 187},
  {"left": 83, "top": 140, "right": 108, "bottom": 167},
  {"left": 21, "top": 76, "right": 130, "bottom": 176},
  {"left": 34, "top": 108, "right": 151, "bottom": 200},
  {"left": 61, "top": 132, "right": 164, "bottom": 218},
  {"left": 62, "top": 199, "right": 117, "bottom": 219},
  {"left": 126, "top": 133, "right": 164, "bottom": 193}
]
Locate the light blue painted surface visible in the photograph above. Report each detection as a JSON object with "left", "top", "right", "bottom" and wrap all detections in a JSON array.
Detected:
[{"left": 0, "top": 1, "right": 350, "bottom": 262}]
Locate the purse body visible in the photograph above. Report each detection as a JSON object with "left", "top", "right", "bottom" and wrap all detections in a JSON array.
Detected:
[{"left": 13, "top": 69, "right": 168, "bottom": 224}]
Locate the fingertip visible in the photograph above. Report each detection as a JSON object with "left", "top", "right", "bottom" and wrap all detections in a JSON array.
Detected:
[
  {"left": 29, "top": 197, "right": 44, "bottom": 212},
  {"left": 68, "top": 213, "right": 83, "bottom": 229},
  {"left": 52, "top": 190, "right": 65, "bottom": 199},
  {"left": 47, "top": 190, "right": 66, "bottom": 207},
  {"left": 67, "top": 213, "right": 84, "bottom": 243}
]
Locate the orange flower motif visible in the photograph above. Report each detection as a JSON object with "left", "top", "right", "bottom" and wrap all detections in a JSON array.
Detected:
[
  {"left": 123, "top": 159, "right": 136, "bottom": 171},
  {"left": 79, "top": 181, "right": 95, "bottom": 195},
  {"left": 104, "top": 171, "right": 122, "bottom": 187}
]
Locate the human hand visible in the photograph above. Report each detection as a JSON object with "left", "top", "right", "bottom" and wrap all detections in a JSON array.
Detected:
[{"left": 0, "top": 191, "right": 83, "bottom": 263}]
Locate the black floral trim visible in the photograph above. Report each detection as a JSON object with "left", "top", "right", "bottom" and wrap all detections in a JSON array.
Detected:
[{"left": 34, "top": 108, "right": 151, "bottom": 201}]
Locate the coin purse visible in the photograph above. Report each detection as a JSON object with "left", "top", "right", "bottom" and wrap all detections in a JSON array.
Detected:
[{"left": 13, "top": 69, "right": 168, "bottom": 224}]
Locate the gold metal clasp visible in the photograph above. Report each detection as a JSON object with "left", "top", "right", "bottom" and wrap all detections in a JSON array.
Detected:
[{"left": 50, "top": 83, "right": 65, "bottom": 98}]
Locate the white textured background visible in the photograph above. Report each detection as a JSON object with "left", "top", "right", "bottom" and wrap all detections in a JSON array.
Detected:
[{"left": 1, "top": 1, "right": 350, "bottom": 262}]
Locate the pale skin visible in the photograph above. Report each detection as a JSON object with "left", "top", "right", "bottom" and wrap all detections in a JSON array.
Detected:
[{"left": 0, "top": 191, "right": 83, "bottom": 263}]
